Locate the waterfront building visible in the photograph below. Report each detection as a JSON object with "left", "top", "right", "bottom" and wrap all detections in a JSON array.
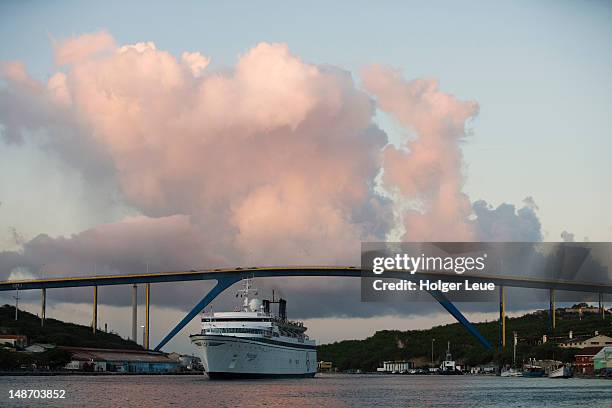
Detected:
[
  {"left": 62, "top": 347, "right": 180, "bottom": 373},
  {"left": 574, "top": 346, "right": 603, "bottom": 375},
  {"left": 380, "top": 361, "right": 414, "bottom": 373},
  {"left": 0, "top": 334, "right": 27, "bottom": 349},
  {"left": 593, "top": 347, "right": 612, "bottom": 377},
  {"left": 560, "top": 334, "right": 612, "bottom": 349}
]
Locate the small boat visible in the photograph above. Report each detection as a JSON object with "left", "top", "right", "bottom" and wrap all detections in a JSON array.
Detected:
[
  {"left": 500, "top": 368, "right": 522, "bottom": 377},
  {"left": 548, "top": 365, "right": 572, "bottom": 378},
  {"left": 519, "top": 358, "right": 545, "bottom": 378},
  {"left": 439, "top": 341, "right": 462, "bottom": 375},
  {"left": 522, "top": 364, "right": 545, "bottom": 378}
]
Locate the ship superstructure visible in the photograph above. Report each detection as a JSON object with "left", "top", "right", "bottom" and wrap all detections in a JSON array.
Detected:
[
  {"left": 440, "top": 341, "right": 461, "bottom": 375},
  {"left": 190, "top": 279, "right": 316, "bottom": 378}
]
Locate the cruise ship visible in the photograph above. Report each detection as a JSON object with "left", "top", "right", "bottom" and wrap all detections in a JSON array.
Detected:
[{"left": 190, "top": 279, "right": 317, "bottom": 379}]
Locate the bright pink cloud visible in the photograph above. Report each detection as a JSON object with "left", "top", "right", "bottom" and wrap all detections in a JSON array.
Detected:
[{"left": 362, "top": 65, "right": 479, "bottom": 241}]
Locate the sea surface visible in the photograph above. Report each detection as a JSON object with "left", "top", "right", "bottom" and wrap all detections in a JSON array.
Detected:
[{"left": 0, "top": 374, "right": 611, "bottom": 407}]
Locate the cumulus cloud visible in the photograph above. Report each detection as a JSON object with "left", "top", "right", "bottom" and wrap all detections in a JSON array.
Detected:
[
  {"left": 0, "top": 31, "right": 546, "bottom": 318},
  {"left": 181, "top": 51, "right": 210, "bottom": 78},
  {"left": 53, "top": 30, "right": 116, "bottom": 66},
  {"left": 0, "top": 216, "right": 230, "bottom": 310},
  {"left": 472, "top": 198, "right": 542, "bottom": 242},
  {"left": 1, "top": 35, "right": 392, "bottom": 267},
  {"left": 362, "top": 65, "right": 479, "bottom": 241},
  {"left": 118, "top": 41, "right": 156, "bottom": 54}
]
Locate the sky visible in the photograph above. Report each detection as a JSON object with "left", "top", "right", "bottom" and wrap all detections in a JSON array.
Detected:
[{"left": 0, "top": 0, "right": 611, "bottom": 353}]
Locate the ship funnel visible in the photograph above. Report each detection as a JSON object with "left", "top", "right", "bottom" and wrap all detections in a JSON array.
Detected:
[
  {"left": 263, "top": 299, "right": 270, "bottom": 314},
  {"left": 279, "top": 298, "right": 287, "bottom": 320}
]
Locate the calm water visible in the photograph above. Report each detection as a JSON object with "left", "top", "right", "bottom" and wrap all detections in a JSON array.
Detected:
[{"left": 0, "top": 374, "right": 611, "bottom": 407}]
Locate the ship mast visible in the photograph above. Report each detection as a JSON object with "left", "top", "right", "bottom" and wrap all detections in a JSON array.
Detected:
[{"left": 237, "top": 278, "right": 257, "bottom": 311}]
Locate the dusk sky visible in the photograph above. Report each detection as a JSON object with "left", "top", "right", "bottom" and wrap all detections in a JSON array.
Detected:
[{"left": 1, "top": 1, "right": 611, "bottom": 353}]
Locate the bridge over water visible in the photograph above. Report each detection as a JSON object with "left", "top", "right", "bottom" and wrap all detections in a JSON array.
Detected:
[{"left": 1, "top": 266, "right": 610, "bottom": 352}]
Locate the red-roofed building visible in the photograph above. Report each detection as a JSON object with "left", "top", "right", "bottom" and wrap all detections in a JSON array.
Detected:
[
  {"left": 574, "top": 346, "right": 603, "bottom": 375},
  {"left": 0, "top": 334, "right": 27, "bottom": 348}
]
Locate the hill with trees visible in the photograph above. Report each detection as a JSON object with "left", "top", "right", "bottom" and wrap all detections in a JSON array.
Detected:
[
  {"left": 1, "top": 304, "right": 143, "bottom": 371},
  {"left": 0, "top": 304, "right": 141, "bottom": 350},
  {"left": 317, "top": 308, "right": 612, "bottom": 372}
]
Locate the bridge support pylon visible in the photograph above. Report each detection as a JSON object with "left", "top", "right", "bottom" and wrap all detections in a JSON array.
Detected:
[
  {"left": 92, "top": 286, "right": 98, "bottom": 334},
  {"left": 154, "top": 276, "right": 242, "bottom": 352},
  {"left": 499, "top": 285, "right": 505, "bottom": 350},
  {"left": 41, "top": 288, "right": 46, "bottom": 327},
  {"left": 428, "top": 290, "right": 492, "bottom": 350},
  {"left": 145, "top": 283, "right": 150, "bottom": 349},
  {"left": 550, "top": 288, "right": 556, "bottom": 331},
  {"left": 132, "top": 284, "right": 138, "bottom": 342}
]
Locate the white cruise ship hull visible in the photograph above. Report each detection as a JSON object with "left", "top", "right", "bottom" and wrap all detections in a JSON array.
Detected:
[{"left": 191, "top": 334, "right": 317, "bottom": 379}]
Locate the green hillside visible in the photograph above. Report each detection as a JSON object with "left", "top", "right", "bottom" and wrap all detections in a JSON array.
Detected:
[
  {"left": 0, "top": 304, "right": 141, "bottom": 350},
  {"left": 318, "top": 309, "right": 612, "bottom": 372}
]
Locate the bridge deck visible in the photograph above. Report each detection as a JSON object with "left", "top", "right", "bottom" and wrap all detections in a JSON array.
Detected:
[{"left": 1, "top": 266, "right": 611, "bottom": 293}]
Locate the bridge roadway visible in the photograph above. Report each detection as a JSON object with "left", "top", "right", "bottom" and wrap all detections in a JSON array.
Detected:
[
  {"left": 1, "top": 266, "right": 610, "bottom": 352},
  {"left": 2, "top": 266, "right": 611, "bottom": 292}
]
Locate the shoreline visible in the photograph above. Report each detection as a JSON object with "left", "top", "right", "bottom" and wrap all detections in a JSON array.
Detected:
[
  {"left": 1, "top": 371, "right": 609, "bottom": 379},
  {"left": 0, "top": 371, "right": 205, "bottom": 377}
]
